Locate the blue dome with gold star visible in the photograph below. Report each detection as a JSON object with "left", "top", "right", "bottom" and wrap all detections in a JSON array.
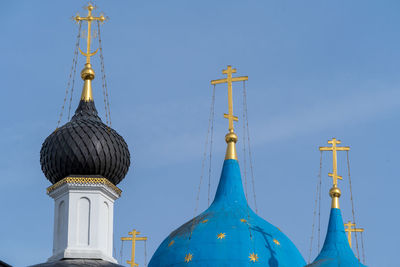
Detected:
[
  {"left": 149, "top": 66, "right": 305, "bottom": 266},
  {"left": 149, "top": 133, "right": 305, "bottom": 266}
]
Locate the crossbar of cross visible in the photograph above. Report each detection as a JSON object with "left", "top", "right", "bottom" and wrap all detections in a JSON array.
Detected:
[{"left": 74, "top": 4, "right": 106, "bottom": 64}]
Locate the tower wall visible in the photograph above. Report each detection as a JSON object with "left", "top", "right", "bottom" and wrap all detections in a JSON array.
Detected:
[{"left": 47, "top": 177, "right": 120, "bottom": 263}]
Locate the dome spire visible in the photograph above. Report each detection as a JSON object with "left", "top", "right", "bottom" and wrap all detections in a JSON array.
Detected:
[
  {"left": 74, "top": 4, "right": 106, "bottom": 101},
  {"left": 319, "top": 138, "right": 350, "bottom": 208},
  {"left": 211, "top": 65, "right": 248, "bottom": 160}
]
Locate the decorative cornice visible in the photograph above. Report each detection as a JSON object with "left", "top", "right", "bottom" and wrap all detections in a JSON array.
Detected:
[{"left": 47, "top": 176, "right": 122, "bottom": 196}]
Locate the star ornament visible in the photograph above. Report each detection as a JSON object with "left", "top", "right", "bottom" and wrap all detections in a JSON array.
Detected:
[
  {"left": 249, "top": 253, "right": 259, "bottom": 262},
  {"left": 168, "top": 240, "right": 175, "bottom": 247},
  {"left": 217, "top": 233, "right": 226, "bottom": 239},
  {"left": 185, "top": 253, "right": 193, "bottom": 263},
  {"left": 273, "top": 239, "right": 280, "bottom": 245}
]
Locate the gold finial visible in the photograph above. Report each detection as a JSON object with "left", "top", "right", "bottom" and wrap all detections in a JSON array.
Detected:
[
  {"left": 344, "top": 221, "right": 364, "bottom": 248},
  {"left": 121, "top": 229, "right": 148, "bottom": 267},
  {"left": 319, "top": 138, "right": 350, "bottom": 209},
  {"left": 74, "top": 4, "right": 107, "bottom": 101},
  {"left": 211, "top": 65, "right": 248, "bottom": 160},
  {"left": 80, "top": 63, "right": 95, "bottom": 101}
]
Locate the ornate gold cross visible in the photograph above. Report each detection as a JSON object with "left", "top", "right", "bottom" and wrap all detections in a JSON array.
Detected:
[
  {"left": 211, "top": 65, "right": 248, "bottom": 133},
  {"left": 319, "top": 138, "right": 350, "bottom": 187},
  {"left": 121, "top": 229, "right": 148, "bottom": 267},
  {"left": 344, "top": 221, "right": 364, "bottom": 248},
  {"left": 74, "top": 4, "right": 106, "bottom": 64}
]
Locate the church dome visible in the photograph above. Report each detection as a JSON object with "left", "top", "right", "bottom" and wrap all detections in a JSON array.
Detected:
[
  {"left": 149, "top": 136, "right": 305, "bottom": 266},
  {"left": 307, "top": 208, "right": 367, "bottom": 267},
  {"left": 40, "top": 64, "right": 130, "bottom": 185},
  {"left": 149, "top": 66, "right": 305, "bottom": 266}
]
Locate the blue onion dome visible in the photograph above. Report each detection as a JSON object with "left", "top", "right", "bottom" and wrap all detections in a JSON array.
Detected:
[
  {"left": 40, "top": 63, "right": 130, "bottom": 185},
  {"left": 307, "top": 186, "right": 367, "bottom": 267},
  {"left": 149, "top": 132, "right": 305, "bottom": 266},
  {"left": 306, "top": 208, "right": 367, "bottom": 267}
]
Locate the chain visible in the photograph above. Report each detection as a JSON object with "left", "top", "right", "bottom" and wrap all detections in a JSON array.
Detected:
[
  {"left": 97, "top": 20, "right": 112, "bottom": 126},
  {"left": 144, "top": 239, "right": 148, "bottom": 267},
  {"left": 189, "top": 85, "right": 216, "bottom": 240},
  {"left": 120, "top": 239, "right": 124, "bottom": 264},
  {"left": 308, "top": 151, "right": 323, "bottom": 263},
  {"left": 242, "top": 81, "right": 248, "bottom": 201},
  {"left": 243, "top": 81, "right": 258, "bottom": 213},
  {"left": 360, "top": 231, "right": 366, "bottom": 264},
  {"left": 207, "top": 85, "right": 216, "bottom": 207},
  {"left": 317, "top": 150, "right": 323, "bottom": 251},
  {"left": 67, "top": 22, "right": 81, "bottom": 121},
  {"left": 241, "top": 80, "right": 256, "bottom": 257},
  {"left": 56, "top": 22, "right": 82, "bottom": 129},
  {"left": 346, "top": 151, "right": 361, "bottom": 260}
]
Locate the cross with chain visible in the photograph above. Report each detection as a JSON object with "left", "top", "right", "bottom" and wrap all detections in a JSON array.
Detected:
[
  {"left": 211, "top": 65, "right": 248, "bottom": 132},
  {"left": 121, "top": 229, "right": 148, "bottom": 267},
  {"left": 74, "top": 4, "right": 106, "bottom": 64},
  {"left": 344, "top": 221, "right": 364, "bottom": 248},
  {"left": 319, "top": 138, "right": 350, "bottom": 187}
]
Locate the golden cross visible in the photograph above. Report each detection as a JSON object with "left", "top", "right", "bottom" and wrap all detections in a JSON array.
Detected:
[
  {"left": 121, "top": 229, "right": 148, "bottom": 267},
  {"left": 344, "top": 221, "right": 364, "bottom": 248},
  {"left": 74, "top": 4, "right": 106, "bottom": 64},
  {"left": 211, "top": 65, "right": 248, "bottom": 132},
  {"left": 319, "top": 138, "right": 350, "bottom": 187}
]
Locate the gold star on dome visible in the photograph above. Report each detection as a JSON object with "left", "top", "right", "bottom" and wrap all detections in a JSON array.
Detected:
[
  {"left": 217, "top": 233, "right": 226, "bottom": 239},
  {"left": 273, "top": 239, "right": 280, "bottom": 245},
  {"left": 201, "top": 219, "right": 209, "bottom": 223},
  {"left": 249, "top": 253, "right": 259, "bottom": 262},
  {"left": 240, "top": 218, "right": 247, "bottom": 223},
  {"left": 185, "top": 253, "right": 193, "bottom": 263},
  {"left": 168, "top": 240, "right": 175, "bottom": 247}
]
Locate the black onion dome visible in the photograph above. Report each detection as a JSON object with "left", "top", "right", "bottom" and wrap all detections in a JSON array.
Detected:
[{"left": 40, "top": 100, "right": 130, "bottom": 185}]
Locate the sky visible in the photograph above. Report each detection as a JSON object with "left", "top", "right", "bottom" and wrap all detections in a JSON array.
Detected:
[{"left": 0, "top": 0, "right": 399, "bottom": 266}]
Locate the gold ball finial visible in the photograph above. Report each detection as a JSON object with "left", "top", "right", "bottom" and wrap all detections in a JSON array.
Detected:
[
  {"left": 225, "top": 131, "right": 238, "bottom": 144},
  {"left": 81, "top": 63, "right": 95, "bottom": 80},
  {"left": 329, "top": 187, "right": 341, "bottom": 198},
  {"left": 224, "top": 131, "right": 238, "bottom": 160}
]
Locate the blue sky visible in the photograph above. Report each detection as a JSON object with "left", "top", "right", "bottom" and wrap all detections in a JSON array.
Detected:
[{"left": 1, "top": 0, "right": 399, "bottom": 266}]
